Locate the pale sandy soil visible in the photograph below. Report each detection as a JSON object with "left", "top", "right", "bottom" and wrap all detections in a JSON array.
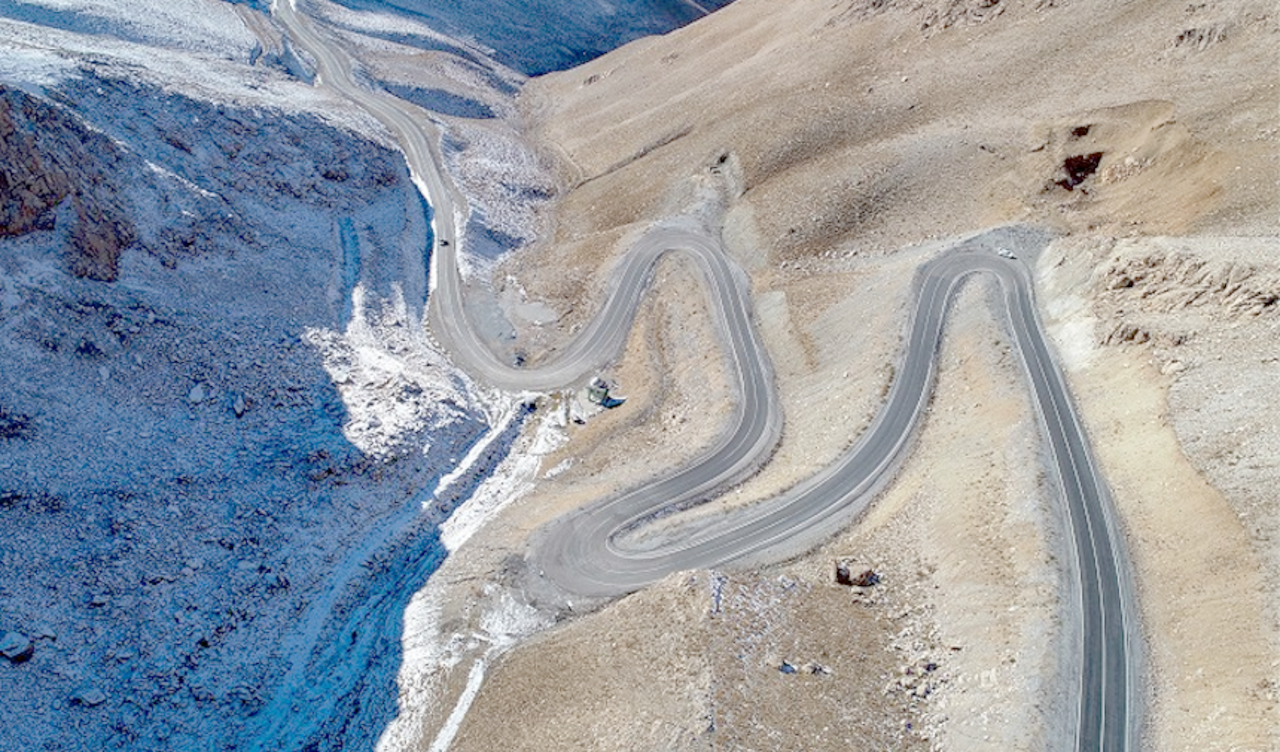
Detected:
[
  {"left": 448, "top": 567, "right": 925, "bottom": 752},
  {"left": 1039, "top": 236, "right": 1280, "bottom": 751},
  {"left": 394, "top": 0, "right": 1280, "bottom": 748},
  {"left": 430, "top": 265, "right": 1074, "bottom": 751}
]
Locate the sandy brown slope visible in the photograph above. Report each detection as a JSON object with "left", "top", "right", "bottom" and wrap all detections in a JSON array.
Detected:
[
  {"left": 518, "top": 0, "right": 1274, "bottom": 275},
  {"left": 432, "top": 1, "right": 1279, "bottom": 750}
]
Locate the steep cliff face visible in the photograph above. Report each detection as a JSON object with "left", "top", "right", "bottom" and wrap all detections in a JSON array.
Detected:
[
  {"left": 0, "top": 88, "right": 135, "bottom": 281},
  {"left": 0, "top": 94, "right": 72, "bottom": 237}
]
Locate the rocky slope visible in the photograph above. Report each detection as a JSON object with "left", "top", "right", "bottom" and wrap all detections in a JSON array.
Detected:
[
  {"left": 321, "top": 0, "right": 735, "bottom": 75},
  {"left": 3, "top": 0, "right": 1277, "bottom": 749},
  {"left": 0, "top": 87, "right": 135, "bottom": 281},
  {"left": 0, "top": 0, "right": 767, "bottom": 749},
  {"left": 0, "top": 5, "right": 507, "bottom": 751}
]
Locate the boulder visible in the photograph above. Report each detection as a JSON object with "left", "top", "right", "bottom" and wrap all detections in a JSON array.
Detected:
[
  {"left": 72, "top": 688, "right": 107, "bottom": 707},
  {"left": 835, "top": 561, "right": 880, "bottom": 587},
  {"left": 835, "top": 561, "right": 853, "bottom": 585},
  {"left": 850, "top": 568, "right": 880, "bottom": 587},
  {"left": 0, "top": 631, "right": 33, "bottom": 663}
]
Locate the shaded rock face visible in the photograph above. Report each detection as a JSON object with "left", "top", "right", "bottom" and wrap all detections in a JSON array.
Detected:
[
  {"left": 0, "top": 101, "right": 71, "bottom": 235},
  {"left": 2, "top": 72, "right": 411, "bottom": 285},
  {"left": 0, "top": 64, "right": 493, "bottom": 752},
  {"left": 0, "top": 631, "right": 34, "bottom": 663},
  {"left": 835, "top": 561, "right": 881, "bottom": 588},
  {"left": 0, "top": 88, "right": 136, "bottom": 282}
]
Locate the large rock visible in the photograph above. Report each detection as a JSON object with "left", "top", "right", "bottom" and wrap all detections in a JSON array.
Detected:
[
  {"left": 0, "top": 88, "right": 137, "bottom": 282},
  {"left": 72, "top": 688, "right": 107, "bottom": 707},
  {"left": 0, "top": 631, "right": 33, "bottom": 663},
  {"left": 835, "top": 560, "right": 880, "bottom": 587}
]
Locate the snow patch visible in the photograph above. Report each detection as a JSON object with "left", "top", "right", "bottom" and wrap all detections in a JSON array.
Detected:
[
  {"left": 0, "top": 0, "right": 258, "bottom": 59},
  {"left": 427, "top": 658, "right": 488, "bottom": 752},
  {"left": 0, "top": 16, "right": 391, "bottom": 144},
  {"left": 441, "top": 403, "right": 567, "bottom": 551},
  {"left": 307, "top": 285, "right": 474, "bottom": 458},
  {"left": 376, "top": 408, "right": 565, "bottom": 749},
  {"left": 425, "top": 589, "right": 553, "bottom": 752},
  {"left": 0, "top": 45, "right": 76, "bottom": 89}
]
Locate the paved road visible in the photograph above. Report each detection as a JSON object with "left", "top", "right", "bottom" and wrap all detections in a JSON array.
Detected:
[
  {"left": 275, "top": 3, "right": 1137, "bottom": 749},
  {"left": 533, "top": 239, "right": 1138, "bottom": 752}
]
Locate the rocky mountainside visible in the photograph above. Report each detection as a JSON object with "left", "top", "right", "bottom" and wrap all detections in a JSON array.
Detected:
[
  {"left": 323, "top": 0, "right": 735, "bottom": 75},
  {"left": 0, "top": 4, "right": 499, "bottom": 751},
  {"left": 3, "top": 0, "right": 1277, "bottom": 750},
  {"left": 0, "top": 87, "right": 135, "bottom": 281},
  {"left": 0, "top": 67, "right": 489, "bottom": 752}
]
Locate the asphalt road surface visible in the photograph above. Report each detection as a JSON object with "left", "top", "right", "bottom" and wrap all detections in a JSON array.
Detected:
[
  {"left": 532, "top": 237, "right": 1138, "bottom": 752},
  {"left": 276, "top": 4, "right": 1138, "bottom": 749}
]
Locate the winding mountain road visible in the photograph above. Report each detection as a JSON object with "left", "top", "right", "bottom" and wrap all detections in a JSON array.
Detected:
[{"left": 275, "top": 2, "right": 1139, "bottom": 748}]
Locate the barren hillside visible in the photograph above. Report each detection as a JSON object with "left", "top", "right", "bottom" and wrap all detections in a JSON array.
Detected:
[{"left": 411, "top": 0, "right": 1280, "bottom": 750}]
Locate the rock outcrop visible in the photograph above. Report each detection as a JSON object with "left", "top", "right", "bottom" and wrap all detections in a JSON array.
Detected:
[
  {"left": 1100, "top": 247, "right": 1280, "bottom": 318},
  {"left": 0, "top": 88, "right": 136, "bottom": 282},
  {"left": 0, "top": 631, "right": 34, "bottom": 663},
  {"left": 1015, "top": 99, "right": 1228, "bottom": 235}
]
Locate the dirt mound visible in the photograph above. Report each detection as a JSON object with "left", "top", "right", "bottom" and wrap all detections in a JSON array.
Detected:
[{"left": 1011, "top": 100, "right": 1228, "bottom": 235}]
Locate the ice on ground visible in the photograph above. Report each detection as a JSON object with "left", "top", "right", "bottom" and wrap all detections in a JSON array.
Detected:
[{"left": 445, "top": 121, "right": 555, "bottom": 257}]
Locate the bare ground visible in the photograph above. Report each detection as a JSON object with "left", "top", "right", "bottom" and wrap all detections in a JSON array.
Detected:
[
  {"left": 1038, "top": 235, "right": 1280, "bottom": 751},
  {"left": 397, "top": 0, "right": 1280, "bottom": 748}
]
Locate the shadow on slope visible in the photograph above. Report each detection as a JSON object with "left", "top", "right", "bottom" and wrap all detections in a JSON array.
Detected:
[
  {"left": 0, "top": 72, "right": 519, "bottom": 752},
  {"left": 329, "top": 0, "right": 737, "bottom": 75}
]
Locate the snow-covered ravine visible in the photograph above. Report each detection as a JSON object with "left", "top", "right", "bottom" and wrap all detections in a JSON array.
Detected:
[
  {"left": 375, "top": 405, "right": 569, "bottom": 752},
  {"left": 0, "top": 1, "right": 726, "bottom": 749}
]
